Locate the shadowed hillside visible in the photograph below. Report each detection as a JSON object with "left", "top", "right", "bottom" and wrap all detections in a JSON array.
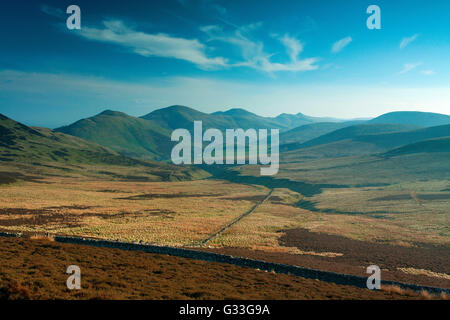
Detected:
[
  {"left": 384, "top": 136, "right": 450, "bottom": 157},
  {"left": 369, "top": 111, "right": 450, "bottom": 127},
  {"left": 280, "top": 121, "right": 365, "bottom": 145},
  {"left": 282, "top": 124, "right": 450, "bottom": 160},
  {"left": 297, "top": 124, "right": 422, "bottom": 149},
  {"left": 0, "top": 113, "right": 208, "bottom": 182}
]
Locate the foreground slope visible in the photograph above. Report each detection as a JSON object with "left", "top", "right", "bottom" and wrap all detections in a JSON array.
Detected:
[{"left": 0, "top": 236, "right": 423, "bottom": 300}]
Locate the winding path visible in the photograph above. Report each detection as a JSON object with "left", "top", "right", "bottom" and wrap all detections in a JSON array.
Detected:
[{"left": 200, "top": 189, "right": 274, "bottom": 246}]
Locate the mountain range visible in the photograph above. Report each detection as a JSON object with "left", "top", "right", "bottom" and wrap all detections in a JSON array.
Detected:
[
  {"left": 1, "top": 106, "right": 449, "bottom": 168},
  {"left": 54, "top": 106, "right": 450, "bottom": 161},
  {"left": 57, "top": 105, "right": 336, "bottom": 160}
]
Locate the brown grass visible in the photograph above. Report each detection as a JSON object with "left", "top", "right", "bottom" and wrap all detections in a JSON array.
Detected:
[
  {"left": 0, "top": 177, "right": 268, "bottom": 246},
  {"left": 0, "top": 237, "right": 425, "bottom": 300},
  {"left": 0, "top": 175, "right": 448, "bottom": 292}
]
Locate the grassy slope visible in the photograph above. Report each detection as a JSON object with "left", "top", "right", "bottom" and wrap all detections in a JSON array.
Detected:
[
  {"left": 56, "top": 110, "right": 173, "bottom": 160},
  {"left": 56, "top": 106, "right": 310, "bottom": 161},
  {"left": 234, "top": 124, "right": 450, "bottom": 187},
  {"left": 384, "top": 136, "right": 450, "bottom": 157},
  {"left": 0, "top": 113, "right": 123, "bottom": 164},
  {"left": 354, "top": 124, "right": 450, "bottom": 149},
  {"left": 280, "top": 121, "right": 365, "bottom": 145},
  {"left": 0, "top": 113, "right": 208, "bottom": 182},
  {"left": 295, "top": 124, "right": 421, "bottom": 149},
  {"left": 282, "top": 124, "right": 450, "bottom": 160},
  {"left": 369, "top": 111, "right": 450, "bottom": 127}
]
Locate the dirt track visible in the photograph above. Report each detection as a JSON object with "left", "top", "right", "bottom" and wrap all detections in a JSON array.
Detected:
[{"left": 201, "top": 189, "right": 274, "bottom": 245}]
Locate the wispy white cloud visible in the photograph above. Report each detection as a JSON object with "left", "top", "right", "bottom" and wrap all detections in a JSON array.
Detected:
[
  {"left": 331, "top": 36, "right": 352, "bottom": 53},
  {"left": 40, "top": 4, "right": 65, "bottom": 18},
  {"left": 422, "top": 69, "right": 436, "bottom": 76},
  {"left": 201, "top": 25, "right": 319, "bottom": 73},
  {"left": 398, "top": 62, "right": 422, "bottom": 75},
  {"left": 77, "top": 20, "right": 228, "bottom": 70},
  {"left": 280, "top": 34, "right": 304, "bottom": 62},
  {"left": 400, "top": 34, "right": 419, "bottom": 49},
  {"left": 212, "top": 4, "right": 227, "bottom": 15}
]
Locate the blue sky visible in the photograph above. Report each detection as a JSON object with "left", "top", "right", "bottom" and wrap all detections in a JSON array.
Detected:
[{"left": 0, "top": 0, "right": 449, "bottom": 127}]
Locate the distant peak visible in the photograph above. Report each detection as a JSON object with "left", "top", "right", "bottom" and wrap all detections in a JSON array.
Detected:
[
  {"left": 97, "top": 110, "right": 126, "bottom": 117},
  {"left": 221, "top": 108, "right": 255, "bottom": 116},
  {"left": 140, "top": 105, "right": 205, "bottom": 120},
  {"left": 156, "top": 105, "right": 197, "bottom": 113}
]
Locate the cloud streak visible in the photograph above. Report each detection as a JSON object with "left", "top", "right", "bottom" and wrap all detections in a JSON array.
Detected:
[
  {"left": 68, "top": 19, "right": 319, "bottom": 73},
  {"left": 422, "top": 70, "right": 436, "bottom": 76},
  {"left": 332, "top": 36, "right": 352, "bottom": 53},
  {"left": 400, "top": 34, "right": 419, "bottom": 49},
  {"left": 40, "top": 4, "right": 65, "bottom": 18},
  {"left": 78, "top": 20, "right": 228, "bottom": 70},
  {"left": 398, "top": 62, "right": 422, "bottom": 75}
]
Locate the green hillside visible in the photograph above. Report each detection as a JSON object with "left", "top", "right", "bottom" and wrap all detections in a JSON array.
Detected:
[
  {"left": 214, "top": 108, "right": 292, "bottom": 129},
  {"left": 0, "top": 113, "right": 208, "bottom": 182},
  {"left": 142, "top": 105, "right": 293, "bottom": 132},
  {"left": 280, "top": 121, "right": 364, "bottom": 145},
  {"left": 142, "top": 105, "right": 348, "bottom": 133},
  {"left": 384, "top": 136, "right": 450, "bottom": 157},
  {"left": 54, "top": 106, "right": 354, "bottom": 160},
  {"left": 369, "top": 111, "right": 450, "bottom": 127},
  {"left": 283, "top": 123, "right": 420, "bottom": 152},
  {"left": 56, "top": 110, "right": 172, "bottom": 160},
  {"left": 354, "top": 124, "right": 450, "bottom": 150},
  {"left": 1, "top": 113, "right": 120, "bottom": 164},
  {"left": 283, "top": 124, "right": 450, "bottom": 161}
]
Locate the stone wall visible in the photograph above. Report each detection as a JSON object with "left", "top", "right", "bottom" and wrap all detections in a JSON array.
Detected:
[{"left": 53, "top": 235, "right": 450, "bottom": 295}]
